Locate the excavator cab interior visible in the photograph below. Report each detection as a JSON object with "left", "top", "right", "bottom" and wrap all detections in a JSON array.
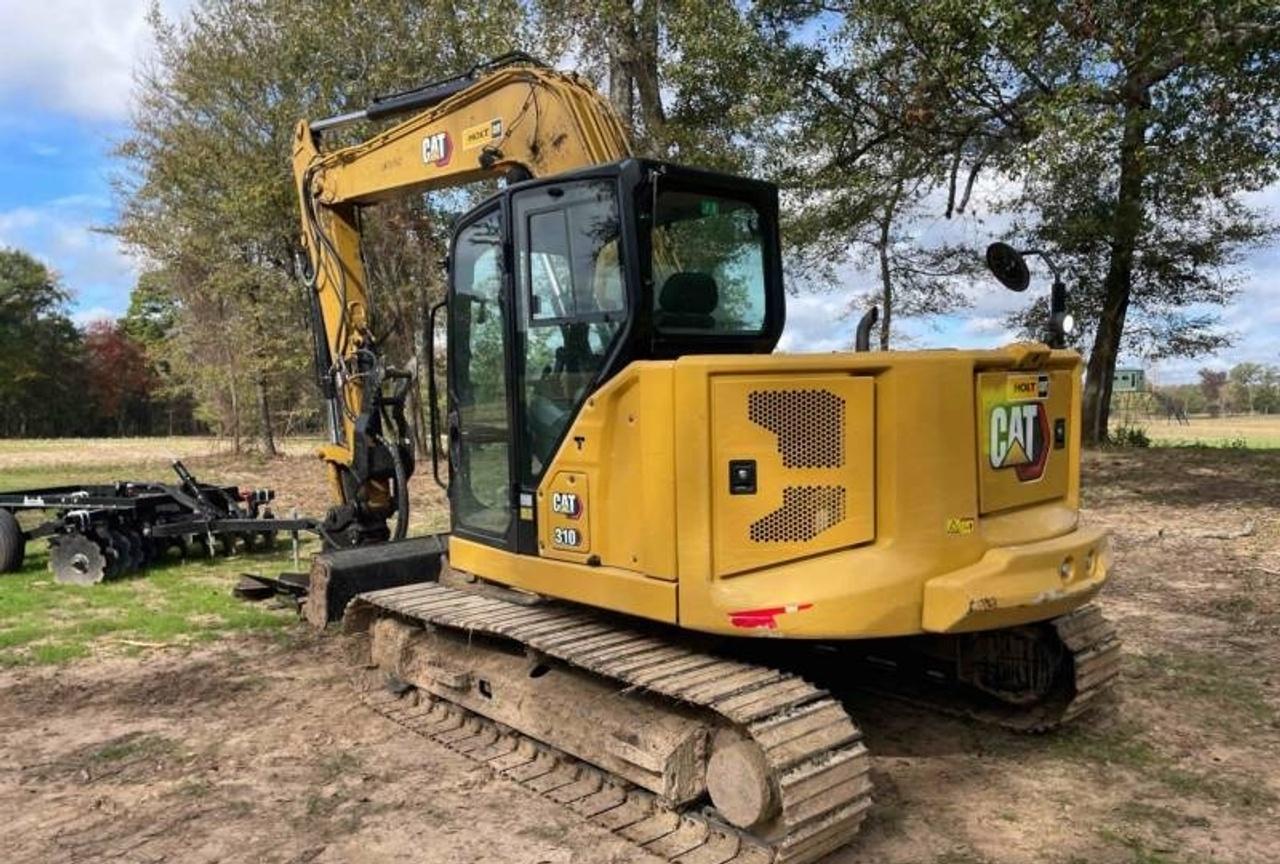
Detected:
[{"left": 443, "top": 158, "right": 786, "bottom": 553}]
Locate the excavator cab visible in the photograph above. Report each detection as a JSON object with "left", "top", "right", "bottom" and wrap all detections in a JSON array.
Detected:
[{"left": 443, "top": 158, "right": 786, "bottom": 554}]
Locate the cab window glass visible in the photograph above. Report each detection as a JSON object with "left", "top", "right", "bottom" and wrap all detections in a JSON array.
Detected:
[
  {"left": 450, "top": 209, "right": 511, "bottom": 536},
  {"left": 515, "top": 180, "right": 625, "bottom": 483},
  {"left": 651, "top": 190, "right": 767, "bottom": 334}
]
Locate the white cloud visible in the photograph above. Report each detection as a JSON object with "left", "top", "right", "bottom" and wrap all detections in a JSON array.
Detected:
[
  {"left": 778, "top": 291, "right": 859, "bottom": 353},
  {"left": 0, "top": 196, "right": 138, "bottom": 315},
  {"left": 0, "top": 1, "right": 189, "bottom": 120},
  {"left": 73, "top": 306, "right": 119, "bottom": 326}
]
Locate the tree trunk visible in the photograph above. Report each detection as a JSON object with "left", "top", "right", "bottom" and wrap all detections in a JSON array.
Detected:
[
  {"left": 228, "top": 391, "right": 241, "bottom": 453},
  {"left": 1082, "top": 97, "right": 1147, "bottom": 445},
  {"left": 608, "top": 53, "right": 634, "bottom": 128},
  {"left": 226, "top": 363, "right": 242, "bottom": 455},
  {"left": 875, "top": 180, "right": 903, "bottom": 351},
  {"left": 877, "top": 224, "right": 893, "bottom": 351},
  {"left": 255, "top": 372, "right": 277, "bottom": 456},
  {"left": 409, "top": 304, "right": 430, "bottom": 458},
  {"left": 631, "top": 0, "right": 667, "bottom": 152}
]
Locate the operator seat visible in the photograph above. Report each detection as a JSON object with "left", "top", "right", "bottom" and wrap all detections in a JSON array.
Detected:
[{"left": 656, "top": 272, "right": 718, "bottom": 330}]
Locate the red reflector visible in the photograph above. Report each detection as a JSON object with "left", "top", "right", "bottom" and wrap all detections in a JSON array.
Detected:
[{"left": 728, "top": 603, "right": 812, "bottom": 630}]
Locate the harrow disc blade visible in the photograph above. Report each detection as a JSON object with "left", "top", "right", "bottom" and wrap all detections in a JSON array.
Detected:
[
  {"left": 104, "top": 529, "right": 132, "bottom": 577},
  {"left": 50, "top": 534, "right": 109, "bottom": 585}
]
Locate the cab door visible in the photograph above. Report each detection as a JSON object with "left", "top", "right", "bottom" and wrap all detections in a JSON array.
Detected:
[{"left": 448, "top": 206, "right": 516, "bottom": 546}]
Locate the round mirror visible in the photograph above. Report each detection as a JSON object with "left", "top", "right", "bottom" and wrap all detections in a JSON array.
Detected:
[{"left": 985, "top": 242, "right": 1030, "bottom": 292}]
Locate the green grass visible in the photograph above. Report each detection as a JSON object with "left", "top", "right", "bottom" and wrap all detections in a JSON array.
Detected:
[
  {"left": 91, "top": 731, "right": 176, "bottom": 763},
  {"left": 0, "top": 462, "right": 177, "bottom": 493},
  {"left": 0, "top": 534, "right": 314, "bottom": 667},
  {"left": 1044, "top": 720, "right": 1275, "bottom": 811},
  {"left": 1116, "top": 415, "right": 1280, "bottom": 449},
  {"left": 1130, "top": 650, "right": 1276, "bottom": 728}
]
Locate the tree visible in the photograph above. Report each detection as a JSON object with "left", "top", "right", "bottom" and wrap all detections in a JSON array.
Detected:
[
  {"left": 1226, "top": 361, "right": 1265, "bottom": 413},
  {"left": 760, "top": 0, "right": 1280, "bottom": 442},
  {"left": 83, "top": 320, "right": 155, "bottom": 435},
  {"left": 1198, "top": 368, "right": 1228, "bottom": 416},
  {"left": 115, "top": 0, "right": 527, "bottom": 454},
  {"left": 537, "top": 0, "right": 788, "bottom": 168},
  {"left": 0, "top": 248, "right": 86, "bottom": 437}
]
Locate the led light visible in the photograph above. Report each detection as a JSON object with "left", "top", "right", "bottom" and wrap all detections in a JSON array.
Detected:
[
  {"left": 1059, "top": 558, "right": 1074, "bottom": 581},
  {"left": 1062, "top": 313, "right": 1076, "bottom": 335}
]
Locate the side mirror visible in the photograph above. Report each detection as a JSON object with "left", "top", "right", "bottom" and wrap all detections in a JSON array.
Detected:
[
  {"left": 984, "top": 242, "right": 1072, "bottom": 349},
  {"left": 985, "top": 242, "right": 1030, "bottom": 292}
]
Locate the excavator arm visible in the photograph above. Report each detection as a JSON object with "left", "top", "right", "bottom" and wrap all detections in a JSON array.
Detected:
[{"left": 292, "top": 54, "right": 630, "bottom": 545}]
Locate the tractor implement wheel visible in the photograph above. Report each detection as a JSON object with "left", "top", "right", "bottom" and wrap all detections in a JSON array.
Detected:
[
  {"left": 0, "top": 510, "right": 24, "bottom": 574},
  {"left": 129, "top": 529, "right": 153, "bottom": 567},
  {"left": 51, "top": 534, "right": 110, "bottom": 585},
  {"left": 106, "top": 530, "right": 136, "bottom": 575},
  {"left": 94, "top": 529, "right": 125, "bottom": 579},
  {"left": 180, "top": 534, "right": 203, "bottom": 559},
  {"left": 125, "top": 529, "right": 148, "bottom": 571}
]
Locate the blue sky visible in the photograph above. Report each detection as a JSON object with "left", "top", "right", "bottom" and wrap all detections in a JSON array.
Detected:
[{"left": 1, "top": 1, "right": 1277, "bottom": 383}]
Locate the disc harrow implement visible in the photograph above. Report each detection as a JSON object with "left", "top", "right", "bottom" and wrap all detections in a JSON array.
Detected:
[{"left": 0, "top": 460, "right": 316, "bottom": 583}]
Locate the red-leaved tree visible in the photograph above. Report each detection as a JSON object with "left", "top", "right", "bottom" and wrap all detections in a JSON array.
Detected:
[{"left": 83, "top": 320, "right": 154, "bottom": 434}]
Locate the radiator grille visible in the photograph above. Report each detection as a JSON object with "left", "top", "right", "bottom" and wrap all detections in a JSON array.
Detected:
[
  {"left": 750, "top": 485, "right": 847, "bottom": 543},
  {"left": 748, "top": 389, "right": 845, "bottom": 468}
]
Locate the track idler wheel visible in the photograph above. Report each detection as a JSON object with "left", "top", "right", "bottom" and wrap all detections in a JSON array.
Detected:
[
  {"left": 50, "top": 533, "right": 110, "bottom": 585},
  {"left": 706, "top": 729, "right": 778, "bottom": 830}
]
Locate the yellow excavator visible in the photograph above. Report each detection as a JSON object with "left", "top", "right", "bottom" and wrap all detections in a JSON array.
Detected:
[{"left": 292, "top": 53, "right": 1120, "bottom": 863}]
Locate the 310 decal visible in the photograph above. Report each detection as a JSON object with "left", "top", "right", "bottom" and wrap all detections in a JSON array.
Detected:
[{"left": 552, "top": 526, "right": 581, "bottom": 548}]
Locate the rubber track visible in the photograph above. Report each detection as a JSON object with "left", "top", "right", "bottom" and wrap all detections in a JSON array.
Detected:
[
  {"left": 347, "top": 582, "right": 873, "bottom": 864},
  {"left": 866, "top": 603, "right": 1123, "bottom": 733}
]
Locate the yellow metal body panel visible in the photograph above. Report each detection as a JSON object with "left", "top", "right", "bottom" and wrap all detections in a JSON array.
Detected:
[
  {"left": 458, "top": 343, "right": 1107, "bottom": 642},
  {"left": 709, "top": 374, "right": 875, "bottom": 577},
  {"left": 921, "top": 528, "right": 1111, "bottom": 633},
  {"left": 542, "top": 471, "right": 592, "bottom": 558},
  {"left": 449, "top": 535, "right": 676, "bottom": 622},
  {"left": 536, "top": 365, "right": 679, "bottom": 579}
]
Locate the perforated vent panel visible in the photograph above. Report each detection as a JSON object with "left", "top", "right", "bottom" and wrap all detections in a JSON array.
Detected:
[
  {"left": 748, "top": 389, "right": 845, "bottom": 468},
  {"left": 750, "top": 485, "right": 847, "bottom": 543}
]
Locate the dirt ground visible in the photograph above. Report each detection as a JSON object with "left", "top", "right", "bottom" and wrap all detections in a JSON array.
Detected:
[{"left": 1, "top": 447, "right": 1277, "bottom": 864}]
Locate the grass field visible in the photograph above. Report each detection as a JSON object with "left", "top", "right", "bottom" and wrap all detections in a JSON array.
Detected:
[
  {"left": 1115, "top": 413, "right": 1280, "bottom": 448},
  {"left": 0, "top": 541, "right": 310, "bottom": 667},
  {"left": 0, "top": 437, "right": 329, "bottom": 666},
  {"left": 0, "top": 436, "right": 443, "bottom": 667}
]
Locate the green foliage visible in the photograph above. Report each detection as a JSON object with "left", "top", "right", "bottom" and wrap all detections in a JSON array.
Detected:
[
  {"left": 1111, "top": 423, "right": 1152, "bottom": 448},
  {"left": 0, "top": 248, "right": 87, "bottom": 437},
  {"left": 537, "top": 0, "right": 786, "bottom": 169},
  {"left": 114, "top": 0, "right": 527, "bottom": 451},
  {"left": 760, "top": 0, "right": 1280, "bottom": 442}
]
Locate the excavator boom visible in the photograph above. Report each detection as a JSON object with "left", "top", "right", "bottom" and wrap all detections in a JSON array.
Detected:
[{"left": 292, "top": 55, "right": 629, "bottom": 544}]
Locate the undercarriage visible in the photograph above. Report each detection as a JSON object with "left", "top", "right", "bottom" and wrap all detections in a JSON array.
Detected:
[{"left": 344, "top": 578, "right": 1120, "bottom": 863}]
